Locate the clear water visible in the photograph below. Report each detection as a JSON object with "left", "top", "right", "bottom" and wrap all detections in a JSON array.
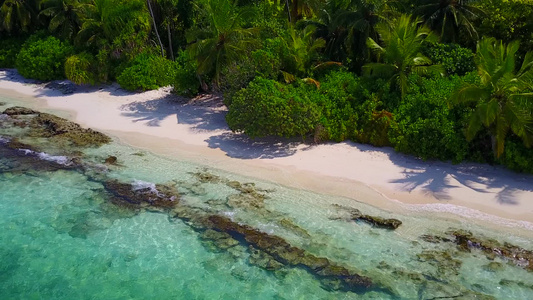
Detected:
[{"left": 1, "top": 96, "right": 533, "bottom": 299}]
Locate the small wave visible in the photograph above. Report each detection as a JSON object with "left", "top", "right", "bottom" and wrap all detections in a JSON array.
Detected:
[
  {"left": 0, "top": 136, "right": 10, "bottom": 144},
  {"left": 405, "top": 202, "right": 533, "bottom": 231},
  {"left": 132, "top": 180, "right": 161, "bottom": 196},
  {"left": 18, "top": 148, "right": 72, "bottom": 166}
]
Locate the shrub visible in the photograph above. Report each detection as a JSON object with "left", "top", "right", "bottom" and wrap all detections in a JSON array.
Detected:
[
  {"left": 226, "top": 77, "right": 321, "bottom": 138},
  {"left": 15, "top": 35, "right": 73, "bottom": 81},
  {"left": 499, "top": 138, "right": 533, "bottom": 173},
  {"left": 117, "top": 53, "right": 177, "bottom": 91},
  {"left": 422, "top": 42, "right": 475, "bottom": 76},
  {"left": 389, "top": 74, "right": 476, "bottom": 162},
  {"left": 314, "top": 71, "right": 361, "bottom": 142},
  {"left": 173, "top": 50, "right": 200, "bottom": 97},
  {"left": 0, "top": 37, "right": 25, "bottom": 68},
  {"left": 65, "top": 52, "right": 97, "bottom": 85}
]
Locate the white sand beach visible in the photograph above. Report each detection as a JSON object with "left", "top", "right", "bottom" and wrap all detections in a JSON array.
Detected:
[{"left": 1, "top": 69, "right": 532, "bottom": 228}]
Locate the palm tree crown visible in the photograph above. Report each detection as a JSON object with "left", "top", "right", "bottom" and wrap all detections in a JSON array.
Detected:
[
  {"left": 449, "top": 37, "right": 533, "bottom": 157},
  {"left": 415, "top": 0, "right": 483, "bottom": 43},
  {"left": 364, "top": 14, "right": 443, "bottom": 98}
]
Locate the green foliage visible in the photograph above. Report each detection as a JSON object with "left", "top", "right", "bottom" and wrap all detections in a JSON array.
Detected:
[
  {"left": 449, "top": 38, "right": 533, "bottom": 157},
  {"left": 313, "top": 70, "right": 361, "bottom": 142},
  {"left": 65, "top": 52, "right": 97, "bottom": 85},
  {"left": 475, "top": 0, "right": 533, "bottom": 53},
  {"left": 364, "top": 15, "right": 444, "bottom": 99},
  {"left": 390, "top": 74, "right": 476, "bottom": 162},
  {"left": 173, "top": 50, "right": 200, "bottom": 97},
  {"left": 187, "top": 0, "right": 259, "bottom": 86},
  {"left": 15, "top": 35, "right": 73, "bottom": 80},
  {"left": 422, "top": 42, "right": 475, "bottom": 76},
  {"left": 499, "top": 138, "right": 533, "bottom": 173},
  {"left": 226, "top": 77, "right": 321, "bottom": 138},
  {"left": 0, "top": 37, "right": 25, "bottom": 68},
  {"left": 414, "top": 0, "right": 483, "bottom": 43},
  {"left": 117, "top": 53, "right": 177, "bottom": 91}
]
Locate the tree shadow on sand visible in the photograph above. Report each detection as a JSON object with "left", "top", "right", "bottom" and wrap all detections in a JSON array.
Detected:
[
  {"left": 364, "top": 146, "right": 533, "bottom": 205},
  {"left": 205, "top": 132, "right": 306, "bottom": 159},
  {"left": 119, "top": 95, "right": 304, "bottom": 159},
  {"left": 119, "top": 95, "right": 227, "bottom": 131}
]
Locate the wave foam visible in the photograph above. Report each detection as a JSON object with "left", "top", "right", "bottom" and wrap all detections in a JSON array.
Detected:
[{"left": 18, "top": 148, "right": 72, "bottom": 166}]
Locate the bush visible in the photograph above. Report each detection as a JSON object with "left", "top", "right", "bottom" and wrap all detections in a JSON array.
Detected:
[
  {"left": 389, "top": 74, "right": 476, "bottom": 162},
  {"left": 226, "top": 77, "right": 321, "bottom": 138},
  {"left": 65, "top": 52, "right": 97, "bottom": 85},
  {"left": 117, "top": 53, "right": 177, "bottom": 91},
  {"left": 422, "top": 42, "right": 475, "bottom": 76},
  {"left": 173, "top": 50, "right": 200, "bottom": 97},
  {"left": 0, "top": 37, "right": 25, "bottom": 68},
  {"left": 499, "top": 138, "right": 533, "bottom": 173},
  {"left": 15, "top": 35, "right": 73, "bottom": 81}
]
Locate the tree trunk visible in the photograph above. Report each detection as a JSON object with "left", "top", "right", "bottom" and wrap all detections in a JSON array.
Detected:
[
  {"left": 167, "top": 23, "right": 174, "bottom": 61},
  {"left": 285, "top": 0, "right": 291, "bottom": 23},
  {"left": 146, "top": 0, "right": 165, "bottom": 57}
]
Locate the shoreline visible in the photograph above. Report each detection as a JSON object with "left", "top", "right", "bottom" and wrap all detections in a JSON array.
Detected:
[{"left": 1, "top": 69, "right": 533, "bottom": 230}]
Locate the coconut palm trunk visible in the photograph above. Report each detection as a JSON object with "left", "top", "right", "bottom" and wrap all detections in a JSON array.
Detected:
[{"left": 146, "top": 0, "right": 165, "bottom": 57}]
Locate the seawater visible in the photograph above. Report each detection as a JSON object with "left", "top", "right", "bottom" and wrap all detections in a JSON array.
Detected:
[{"left": 1, "top": 96, "right": 533, "bottom": 299}]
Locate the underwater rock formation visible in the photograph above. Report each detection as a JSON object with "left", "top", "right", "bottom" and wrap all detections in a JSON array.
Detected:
[
  {"left": 102, "top": 180, "right": 180, "bottom": 211},
  {"left": 421, "top": 229, "right": 533, "bottom": 272},
  {"left": 205, "top": 215, "right": 373, "bottom": 292}
]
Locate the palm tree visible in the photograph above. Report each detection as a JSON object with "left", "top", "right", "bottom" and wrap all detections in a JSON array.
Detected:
[
  {"left": 39, "top": 0, "right": 85, "bottom": 41},
  {"left": 0, "top": 0, "right": 40, "bottom": 34},
  {"left": 302, "top": 0, "right": 380, "bottom": 70},
  {"left": 449, "top": 38, "right": 533, "bottom": 157},
  {"left": 187, "top": 0, "right": 259, "bottom": 87},
  {"left": 414, "top": 0, "right": 484, "bottom": 43},
  {"left": 281, "top": 25, "right": 326, "bottom": 80},
  {"left": 363, "top": 14, "right": 443, "bottom": 98}
]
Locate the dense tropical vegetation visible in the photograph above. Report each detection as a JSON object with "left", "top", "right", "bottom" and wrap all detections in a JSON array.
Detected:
[{"left": 1, "top": 0, "right": 532, "bottom": 173}]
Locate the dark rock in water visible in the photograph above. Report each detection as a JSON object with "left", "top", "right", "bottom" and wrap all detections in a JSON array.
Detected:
[
  {"left": 0, "top": 137, "right": 79, "bottom": 173},
  {"left": 0, "top": 102, "right": 6, "bottom": 106},
  {"left": 331, "top": 204, "right": 402, "bottom": 230},
  {"left": 350, "top": 209, "right": 402, "bottom": 230},
  {"left": 483, "top": 262, "right": 504, "bottom": 272},
  {"left": 105, "top": 156, "right": 117, "bottom": 165},
  {"left": 249, "top": 246, "right": 284, "bottom": 271},
  {"left": 278, "top": 218, "right": 311, "bottom": 238},
  {"left": 417, "top": 250, "right": 462, "bottom": 277},
  {"left": 102, "top": 180, "right": 180, "bottom": 210},
  {"left": 424, "top": 229, "right": 533, "bottom": 272},
  {"left": 420, "top": 234, "right": 451, "bottom": 244},
  {"left": 30, "top": 112, "right": 111, "bottom": 147},
  {"left": 2, "top": 106, "right": 38, "bottom": 115},
  {"left": 205, "top": 215, "right": 373, "bottom": 292}
]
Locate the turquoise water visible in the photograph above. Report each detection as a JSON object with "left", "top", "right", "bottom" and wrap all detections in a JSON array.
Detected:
[{"left": 1, "top": 97, "right": 533, "bottom": 299}]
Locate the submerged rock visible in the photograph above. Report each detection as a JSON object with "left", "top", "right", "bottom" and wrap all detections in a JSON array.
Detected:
[
  {"left": 30, "top": 113, "right": 111, "bottom": 147},
  {"left": 2, "top": 106, "right": 38, "bottom": 115},
  {"left": 104, "top": 156, "right": 118, "bottom": 165},
  {"left": 332, "top": 204, "right": 402, "bottom": 230},
  {"left": 205, "top": 215, "right": 373, "bottom": 292},
  {"left": 102, "top": 179, "right": 180, "bottom": 210},
  {"left": 422, "top": 229, "right": 533, "bottom": 272}
]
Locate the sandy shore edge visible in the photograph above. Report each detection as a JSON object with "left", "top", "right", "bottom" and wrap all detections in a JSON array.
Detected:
[{"left": 1, "top": 69, "right": 532, "bottom": 230}]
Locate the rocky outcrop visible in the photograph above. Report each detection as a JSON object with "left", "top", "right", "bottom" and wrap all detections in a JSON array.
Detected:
[
  {"left": 331, "top": 204, "right": 402, "bottom": 230},
  {"left": 102, "top": 180, "right": 180, "bottom": 210},
  {"left": 30, "top": 113, "right": 111, "bottom": 147},
  {"left": 421, "top": 229, "right": 533, "bottom": 272},
  {"left": 205, "top": 215, "right": 373, "bottom": 292},
  {"left": 351, "top": 209, "right": 402, "bottom": 230},
  {"left": 2, "top": 106, "right": 38, "bottom": 115}
]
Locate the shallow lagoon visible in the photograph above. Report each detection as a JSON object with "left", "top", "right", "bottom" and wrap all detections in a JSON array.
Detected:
[{"left": 1, "top": 97, "right": 533, "bottom": 299}]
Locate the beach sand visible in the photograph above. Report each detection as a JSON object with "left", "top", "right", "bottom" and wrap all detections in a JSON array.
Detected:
[{"left": 1, "top": 69, "right": 532, "bottom": 228}]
